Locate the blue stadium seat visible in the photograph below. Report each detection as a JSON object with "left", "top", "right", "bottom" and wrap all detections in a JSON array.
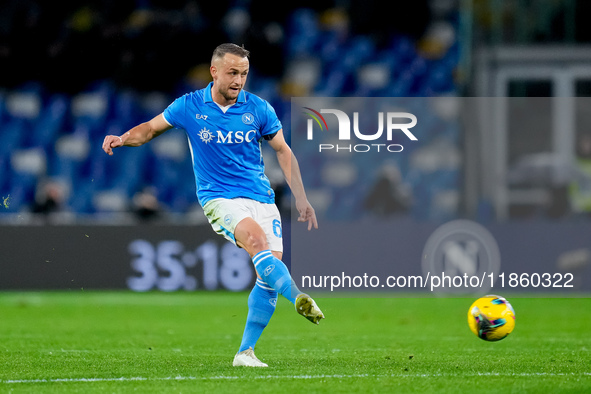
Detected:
[
  {"left": 0, "top": 155, "right": 8, "bottom": 197},
  {"left": 50, "top": 154, "right": 85, "bottom": 185},
  {"left": 319, "top": 30, "right": 347, "bottom": 66},
  {"left": 147, "top": 151, "right": 195, "bottom": 211},
  {"left": 386, "top": 71, "right": 414, "bottom": 96},
  {"left": 389, "top": 35, "right": 418, "bottom": 64},
  {"left": 4, "top": 172, "right": 37, "bottom": 213},
  {"left": 286, "top": 9, "right": 320, "bottom": 57},
  {"left": 109, "top": 147, "right": 148, "bottom": 196},
  {"left": 0, "top": 119, "right": 28, "bottom": 156},
  {"left": 112, "top": 90, "right": 142, "bottom": 129},
  {"left": 248, "top": 77, "right": 279, "bottom": 106},
  {"left": 0, "top": 91, "right": 5, "bottom": 124},
  {"left": 31, "top": 94, "right": 69, "bottom": 149},
  {"left": 314, "top": 69, "right": 348, "bottom": 96},
  {"left": 70, "top": 81, "right": 113, "bottom": 136},
  {"left": 68, "top": 179, "right": 96, "bottom": 214}
]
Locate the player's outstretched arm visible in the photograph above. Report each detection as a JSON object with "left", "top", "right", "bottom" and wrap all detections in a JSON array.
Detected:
[
  {"left": 102, "top": 113, "right": 173, "bottom": 156},
  {"left": 269, "top": 129, "right": 318, "bottom": 231}
]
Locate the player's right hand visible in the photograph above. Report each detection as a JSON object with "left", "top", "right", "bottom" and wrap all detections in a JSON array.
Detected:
[
  {"left": 296, "top": 199, "right": 318, "bottom": 231},
  {"left": 102, "top": 135, "right": 123, "bottom": 156}
]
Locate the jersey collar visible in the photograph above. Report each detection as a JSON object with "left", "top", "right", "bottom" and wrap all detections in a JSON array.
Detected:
[{"left": 204, "top": 82, "right": 247, "bottom": 104}]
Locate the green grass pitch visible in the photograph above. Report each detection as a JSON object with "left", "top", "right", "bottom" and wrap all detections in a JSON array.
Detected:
[{"left": 0, "top": 292, "right": 589, "bottom": 393}]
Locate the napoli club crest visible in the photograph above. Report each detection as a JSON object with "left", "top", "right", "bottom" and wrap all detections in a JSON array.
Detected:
[
  {"left": 242, "top": 113, "right": 254, "bottom": 125},
  {"left": 224, "top": 214, "right": 233, "bottom": 225}
]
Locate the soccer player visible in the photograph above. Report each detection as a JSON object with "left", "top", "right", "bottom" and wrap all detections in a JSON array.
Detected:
[{"left": 102, "top": 43, "right": 324, "bottom": 367}]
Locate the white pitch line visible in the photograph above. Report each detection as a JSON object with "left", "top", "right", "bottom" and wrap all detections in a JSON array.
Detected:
[{"left": 2, "top": 372, "right": 591, "bottom": 384}]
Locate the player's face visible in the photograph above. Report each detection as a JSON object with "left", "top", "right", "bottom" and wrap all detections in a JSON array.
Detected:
[{"left": 211, "top": 53, "right": 249, "bottom": 105}]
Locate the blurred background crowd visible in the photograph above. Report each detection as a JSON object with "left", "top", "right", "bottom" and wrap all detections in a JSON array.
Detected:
[
  {"left": 0, "top": 1, "right": 437, "bottom": 93},
  {"left": 1, "top": 0, "right": 590, "bottom": 224}
]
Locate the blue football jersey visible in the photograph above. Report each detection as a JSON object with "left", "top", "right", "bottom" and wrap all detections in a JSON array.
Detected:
[{"left": 162, "top": 82, "right": 282, "bottom": 206}]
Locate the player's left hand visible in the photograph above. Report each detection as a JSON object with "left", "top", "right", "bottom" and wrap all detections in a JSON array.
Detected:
[{"left": 296, "top": 199, "right": 318, "bottom": 231}]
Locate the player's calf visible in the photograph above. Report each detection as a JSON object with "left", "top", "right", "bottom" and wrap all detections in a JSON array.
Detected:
[{"left": 252, "top": 250, "right": 299, "bottom": 304}]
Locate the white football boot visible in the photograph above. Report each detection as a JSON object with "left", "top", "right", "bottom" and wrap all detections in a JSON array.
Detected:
[
  {"left": 295, "top": 293, "right": 325, "bottom": 325},
  {"left": 233, "top": 347, "right": 268, "bottom": 367}
]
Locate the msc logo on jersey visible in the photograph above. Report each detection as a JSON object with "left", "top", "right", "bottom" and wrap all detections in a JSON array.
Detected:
[
  {"left": 242, "top": 113, "right": 254, "bottom": 125},
  {"left": 198, "top": 127, "right": 214, "bottom": 144},
  {"left": 215, "top": 130, "right": 256, "bottom": 144}
]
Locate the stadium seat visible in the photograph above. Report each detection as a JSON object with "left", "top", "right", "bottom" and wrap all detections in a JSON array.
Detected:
[
  {"left": 356, "top": 63, "right": 390, "bottom": 94},
  {"left": 286, "top": 9, "right": 320, "bottom": 57},
  {"left": 139, "top": 92, "right": 171, "bottom": 119},
  {"left": 50, "top": 130, "right": 91, "bottom": 181},
  {"left": 314, "top": 69, "right": 348, "bottom": 96},
  {"left": 386, "top": 71, "right": 414, "bottom": 97},
  {"left": 11, "top": 148, "right": 46, "bottom": 177},
  {"left": 70, "top": 82, "right": 113, "bottom": 136},
  {"left": 92, "top": 189, "right": 129, "bottom": 213},
  {"left": 0, "top": 119, "right": 28, "bottom": 156},
  {"left": 112, "top": 90, "right": 142, "bottom": 129},
  {"left": 5, "top": 89, "right": 42, "bottom": 121},
  {"left": 4, "top": 172, "right": 37, "bottom": 213},
  {"left": 0, "top": 90, "right": 5, "bottom": 122},
  {"left": 389, "top": 35, "right": 418, "bottom": 65},
  {"left": 68, "top": 179, "right": 96, "bottom": 214},
  {"left": 31, "top": 94, "right": 69, "bottom": 149}
]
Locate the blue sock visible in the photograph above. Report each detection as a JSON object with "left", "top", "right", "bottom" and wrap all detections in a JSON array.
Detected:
[
  {"left": 252, "top": 250, "right": 301, "bottom": 305},
  {"left": 238, "top": 281, "right": 277, "bottom": 352}
]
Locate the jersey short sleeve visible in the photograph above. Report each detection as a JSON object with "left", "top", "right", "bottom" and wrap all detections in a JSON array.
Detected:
[
  {"left": 260, "top": 100, "right": 282, "bottom": 138},
  {"left": 163, "top": 95, "right": 188, "bottom": 129}
]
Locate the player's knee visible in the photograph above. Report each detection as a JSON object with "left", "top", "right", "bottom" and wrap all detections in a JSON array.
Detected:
[
  {"left": 241, "top": 232, "right": 268, "bottom": 255},
  {"left": 235, "top": 218, "right": 269, "bottom": 255},
  {"left": 249, "top": 233, "right": 269, "bottom": 252}
]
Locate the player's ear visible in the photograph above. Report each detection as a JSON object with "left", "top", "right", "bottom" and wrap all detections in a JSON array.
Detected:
[{"left": 210, "top": 65, "right": 217, "bottom": 79}]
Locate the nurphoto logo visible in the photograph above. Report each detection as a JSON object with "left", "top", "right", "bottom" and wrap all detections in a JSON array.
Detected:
[{"left": 303, "top": 107, "right": 418, "bottom": 153}]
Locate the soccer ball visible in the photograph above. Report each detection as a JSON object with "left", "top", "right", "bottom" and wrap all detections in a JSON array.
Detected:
[{"left": 467, "top": 295, "right": 515, "bottom": 341}]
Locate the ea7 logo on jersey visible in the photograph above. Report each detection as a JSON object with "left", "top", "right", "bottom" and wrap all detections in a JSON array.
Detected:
[
  {"left": 196, "top": 114, "right": 208, "bottom": 120},
  {"left": 216, "top": 130, "right": 256, "bottom": 144}
]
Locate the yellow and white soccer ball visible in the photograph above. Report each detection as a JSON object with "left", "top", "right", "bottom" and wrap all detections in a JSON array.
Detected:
[{"left": 467, "top": 295, "right": 515, "bottom": 341}]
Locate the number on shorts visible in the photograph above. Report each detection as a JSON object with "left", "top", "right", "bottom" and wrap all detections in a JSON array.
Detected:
[{"left": 272, "top": 219, "right": 282, "bottom": 238}]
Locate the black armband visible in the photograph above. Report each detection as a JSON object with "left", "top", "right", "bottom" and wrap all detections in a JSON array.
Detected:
[{"left": 263, "top": 132, "right": 278, "bottom": 141}]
